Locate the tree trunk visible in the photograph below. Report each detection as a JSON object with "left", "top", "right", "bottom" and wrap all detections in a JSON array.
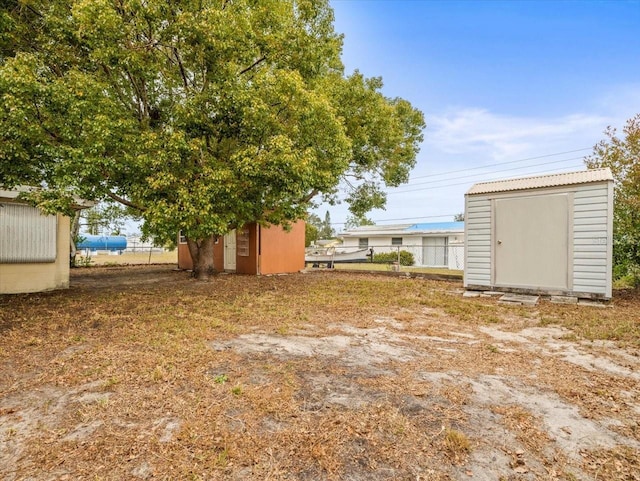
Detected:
[
  {"left": 186, "top": 236, "right": 216, "bottom": 280},
  {"left": 69, "top": 210, "right": 82, "bottom": 267}
]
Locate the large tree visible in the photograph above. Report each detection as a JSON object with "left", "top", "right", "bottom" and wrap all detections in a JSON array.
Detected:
[
  {"left": 0, "top": 0, "right": 425, "bottom": 279},
  {"left": 585, "top": 114, "right": 640, "bottom": 284}
]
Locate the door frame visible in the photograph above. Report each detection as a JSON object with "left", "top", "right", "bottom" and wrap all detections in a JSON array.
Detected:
[{"left": 224, "top": 230, "right": 237, "bottom": 271}]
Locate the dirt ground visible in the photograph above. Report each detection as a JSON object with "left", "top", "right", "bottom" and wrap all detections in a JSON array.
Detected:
[{"left": 0, "top": 266, "right": 639, "bottom": 480}]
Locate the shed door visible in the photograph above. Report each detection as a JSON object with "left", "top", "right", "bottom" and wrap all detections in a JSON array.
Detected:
[
  {"left": 494, "top": 194, "right": 569, "bottom": 290},
  {"left": 224, "top": 231, "right": 236, "bottom": 271}
]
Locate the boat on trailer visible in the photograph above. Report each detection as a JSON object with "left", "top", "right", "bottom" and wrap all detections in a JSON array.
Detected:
[{"left": 305, "top": 247, "right": 370, "bottom": 266}]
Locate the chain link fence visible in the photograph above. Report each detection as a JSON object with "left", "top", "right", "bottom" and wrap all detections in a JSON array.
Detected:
[{"left": 306, "top": 242, "right": 464, "bottom": 273}]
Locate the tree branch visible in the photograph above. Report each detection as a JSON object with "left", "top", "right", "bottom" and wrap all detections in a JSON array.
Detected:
[
  {"left": 106, "top": 191, "right": 146, "bottom": 212},
  {"left": 301, "top": 189, "right": 319, "bottom": 204},
  {"left": 101, "top": 64, "right": 138, "bottom": 113},
  {"left": 239, "top": 56, "right": 266, "bottom": 76},
  {"left": 32, "top": 100, "right": 60, "bottom": 141},
  {"left": 124, "top": 68, "right": 144, "bottom": 121},
  {"left": 173, "top": 47, "right": 189, "bottom": 89}
]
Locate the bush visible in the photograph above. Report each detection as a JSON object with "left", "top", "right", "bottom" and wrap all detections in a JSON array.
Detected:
[{"left": 372, "top": 250, "right": 415, "bottom": 266}]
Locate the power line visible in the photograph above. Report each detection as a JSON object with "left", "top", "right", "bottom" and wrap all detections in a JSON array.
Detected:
[
  {"left": 407, "top": 147, "right": 592, "bottom": 181},
  {"left": 325, "top": 148, "right": 594, "bottom": 226},
  {"left": 330, "top": 213, "right": 459, "bottom": 225},
  {"left": 388, "top": 164, "right": 585, "bottom": 195},
  {"left": 391, "top": 156, "right": 584, "bottom": 189}
]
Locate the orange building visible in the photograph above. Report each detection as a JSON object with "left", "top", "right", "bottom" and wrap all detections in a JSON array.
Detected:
[{"left": 177, "top": 221, "right": 305, "bottom": 275}]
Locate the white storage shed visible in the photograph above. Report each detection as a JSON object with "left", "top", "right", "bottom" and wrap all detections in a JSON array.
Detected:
[{"left": 464, "top": 168, "right": 614, "bottom": 299}]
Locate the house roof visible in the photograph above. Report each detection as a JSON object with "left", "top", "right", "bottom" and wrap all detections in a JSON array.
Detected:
[
  {"left": 340, "top": 221, "right": 464, "bottom": 237},
  {"left": 0, "top": 187, "right": 94, "bottom": 209},
  {"left": 466, "top": 168, "right": 613, "bottom": 195},
  {"left": 405, "top": 221, "right": 464, "bottom": 232}
]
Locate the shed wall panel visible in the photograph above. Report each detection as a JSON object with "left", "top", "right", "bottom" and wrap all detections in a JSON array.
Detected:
[
  {"left": 464, "top": 197, "right": 491, "bottom": 287},
  {"left": 571, "top": 182, "right": 611, "bottom": 296}
]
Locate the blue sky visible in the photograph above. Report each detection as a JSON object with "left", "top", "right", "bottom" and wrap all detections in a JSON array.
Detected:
[{"left": 318, "top": 0, "right": 640, "bottom": 229}]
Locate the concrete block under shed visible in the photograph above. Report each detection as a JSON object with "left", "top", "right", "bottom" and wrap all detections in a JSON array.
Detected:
[
  {"left": 498, "top": 293, "right": 540, "bottom": 306},
  {"left": 577, "top": 299, "right": 609, "bottom": 308},
  {"left": 550, "top": 296, "right": 579, "bottom": 305}
]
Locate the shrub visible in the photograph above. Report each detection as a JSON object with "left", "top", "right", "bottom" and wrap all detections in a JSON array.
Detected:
[{"left": 372, "top": 250, "right": 415, "bottom": 266}]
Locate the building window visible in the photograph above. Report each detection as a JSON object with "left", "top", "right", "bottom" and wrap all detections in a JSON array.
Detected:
[
  {"left": 358, "top": 238, "right": 368, "bottom": 249},
  {"left": 391, "top": 237, "right": 402, "bottom": 246},
  {"left": 179, "top": 231, "right": 187, "bottom": 244},
  {"left": 0, "top": 203, "right": 57, "bottom": 263}
]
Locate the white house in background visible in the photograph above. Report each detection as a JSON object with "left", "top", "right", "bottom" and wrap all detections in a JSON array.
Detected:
[
  {"left": 0, "top": 189, "right": 89, "bottom": 294},
  {"left": 464, "top": 168, "right": 614, "bottom": 299},
  {"left": 340, "top": 222, "right": 465, "bottom": 269}
]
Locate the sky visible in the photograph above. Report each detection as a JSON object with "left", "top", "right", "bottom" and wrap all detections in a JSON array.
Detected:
[{"left": 316, "top": 0, "right": 640, "bottom": 230}]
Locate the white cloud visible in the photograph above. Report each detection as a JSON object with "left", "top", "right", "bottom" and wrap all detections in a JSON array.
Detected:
[
  {"left": 423, "top": 84, "right": 640, "bottom": 163},
  {"left": 424, "top": 108, "right": 609, "bottom": 161}
]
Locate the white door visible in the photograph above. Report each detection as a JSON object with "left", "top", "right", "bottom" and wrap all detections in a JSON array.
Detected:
[
  {"left": 224, "top": 230, "right": 236, "bottom": 271},
  {"left": 494, "top": 194, "right": 569, "bottom": 289}
]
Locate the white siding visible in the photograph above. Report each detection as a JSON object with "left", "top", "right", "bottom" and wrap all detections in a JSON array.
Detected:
[
  {"left": 464, "top": 180, "right": 613, "bottom": 298},
  {"left": 572, "top": 184, "right": 611, "bottom": 296},
  {"left": 464, "top": 197, "right": 491, "bottom": 286}
]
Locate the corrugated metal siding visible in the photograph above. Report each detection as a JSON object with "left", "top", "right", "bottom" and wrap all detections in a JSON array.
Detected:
[
  {"left": 572, "top": 185, "right": 610, "bottom": 294},
  {"left": 464, "top": 197, "right": 491, "bottom": 286},
  {"left": 0, "top": 203, "right": 57, "bottom": 263},
  {"left": 466, "top": 168, "right": 613, "bottom": 195}
]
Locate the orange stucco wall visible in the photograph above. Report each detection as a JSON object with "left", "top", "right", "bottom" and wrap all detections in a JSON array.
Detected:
[
  {"left": 235, "top": 224, "right": 259, "bottom": 275},
  {"left": 259, "top": 221, "right": 305, "bottom": 275},
  {"left": 177, "top": 221, "right": 304, "bottom": 275},
  {"left": 177, "top": 237, "right": 224, "bottom": 272}
]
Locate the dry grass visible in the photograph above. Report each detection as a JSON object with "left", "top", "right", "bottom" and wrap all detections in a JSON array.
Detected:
[
  {"left": 80, "top": 250, "right": 177, "bottom": 266},
  {"left": 331, "top": 262, "right": 463, "bottom": 277},
  {"left": 0, "top": 266, "right": 638, "bottom": 480}
]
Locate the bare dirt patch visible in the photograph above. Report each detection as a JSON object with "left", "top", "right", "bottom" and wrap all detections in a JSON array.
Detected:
[{"left": 1, "top": 266, "right": 639, "bottom": 480}]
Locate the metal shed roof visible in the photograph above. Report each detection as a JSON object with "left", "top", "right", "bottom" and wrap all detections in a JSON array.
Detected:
[{"left": 466, "top": 168, "right": 613, "bottom": 195}]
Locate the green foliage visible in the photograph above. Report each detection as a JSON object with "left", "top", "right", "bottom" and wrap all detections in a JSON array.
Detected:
[
  {"left": 319, "top": 210, "right": 335, "bottom": 239},
  {"left": 305, "top": 213, "right": 321, "bottom": 246},
  {"left": 83, "top": 202, "right": 133, "bottom": 235},
  {"left": 586, "top": 114, "right": 640, "bottom": 285},
  {"left": 305, "top": 210, "right": 334, "bottom": 244},
  {"left": 373, "top": 250, "right": 415, "bottom": 266},
  {"left": 73, "top": 255, "right": 93, "bottom": 268},
  {"left": 0, "top": 0, "right": 425, "bottom": 276},
  {"left": 344, "top": 214, "right": 374, "bottom": 230}
]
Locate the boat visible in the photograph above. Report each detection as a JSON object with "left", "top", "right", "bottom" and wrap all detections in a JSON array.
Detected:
[{"left": 305, "top": 247, "right": 371, "bottom": 266}]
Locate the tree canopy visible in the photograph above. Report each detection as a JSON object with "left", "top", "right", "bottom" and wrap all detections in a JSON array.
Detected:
[
  {"left": 585, "top": 114, "right": 640, "bottom": 285},
  {"left": 344, "top": 214, "right": 374, "bottom": 231},
  {"left": 0, "top": 0, "right": 425, "bottom": 277}
]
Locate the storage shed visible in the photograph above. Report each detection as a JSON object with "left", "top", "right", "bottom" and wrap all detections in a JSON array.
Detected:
[
  {"left": 464, "top": 168, "right": 614, "bottom": 299},
  {"left": 177, "top": 221, "right": 305, "bottom": 275}
]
